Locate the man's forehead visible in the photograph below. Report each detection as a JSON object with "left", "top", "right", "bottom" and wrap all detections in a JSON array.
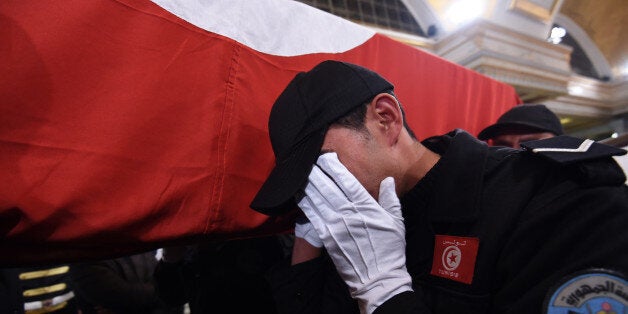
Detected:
[
  {"left": 491, "top": 132, "right": 555, "bottom": 148},
  {"left": 493, "top": 131, "right": 553, "bottom": 139},
  {"left": 494, "top": 128, "right": 543, "bottom": 136}
]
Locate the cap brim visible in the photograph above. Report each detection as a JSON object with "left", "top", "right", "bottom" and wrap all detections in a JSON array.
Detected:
[
  {"left": 250, "top": 128, "right": 326, "bottom": 216},
  {"left": 478, "top": 122, "right": 555, "bottom": 140}
]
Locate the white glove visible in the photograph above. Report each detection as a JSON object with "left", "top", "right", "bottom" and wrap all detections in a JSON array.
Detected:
[
  {"left": 298, "top": 153, "right": 413, "bottom": 314},
  {"left": 294, "top": 216, "right": 323, "bottom": 248}
]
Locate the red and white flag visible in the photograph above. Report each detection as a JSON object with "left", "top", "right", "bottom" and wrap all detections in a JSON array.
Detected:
[{"left": 0, "top": 0, "right": 519, "bottom": 263}]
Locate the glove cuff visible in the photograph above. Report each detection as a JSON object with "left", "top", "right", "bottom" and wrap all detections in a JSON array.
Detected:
[{"left": 352, "top": 269, "right": 413, "bottom": 314}]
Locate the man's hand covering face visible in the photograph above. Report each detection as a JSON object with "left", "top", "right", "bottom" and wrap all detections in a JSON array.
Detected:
[{"left": 297, "top": 152, "right": 413, "bottom": 314}]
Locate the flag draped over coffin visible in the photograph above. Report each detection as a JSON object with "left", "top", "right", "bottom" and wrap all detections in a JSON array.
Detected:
[{"left": 0, "top": 0, "right": 520, "bottom": 264}]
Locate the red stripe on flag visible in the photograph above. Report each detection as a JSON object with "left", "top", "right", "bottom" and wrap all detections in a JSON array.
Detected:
[{"left": 0, "top": 0, "right": 518, "bottom": 263}]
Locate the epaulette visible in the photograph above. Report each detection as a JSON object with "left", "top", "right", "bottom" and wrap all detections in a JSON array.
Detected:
[{"left": 520, "top": 135, "right": 626, "bottom": 165}]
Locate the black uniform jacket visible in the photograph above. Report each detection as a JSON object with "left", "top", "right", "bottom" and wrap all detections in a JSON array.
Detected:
[{"left": 268, "top": 129, "right": 628, "bottom": 314}]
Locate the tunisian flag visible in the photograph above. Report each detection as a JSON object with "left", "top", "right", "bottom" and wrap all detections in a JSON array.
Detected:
[{"left": 0, "top": 0, "right": 519, "bottom": 264}]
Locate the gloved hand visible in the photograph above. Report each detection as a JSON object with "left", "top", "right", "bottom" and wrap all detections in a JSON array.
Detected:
[
  {"left": 297, "top": 153, "right": 413, "bottom": 314},
  {"left": 295, "top": 216, "right": 323, "bottom": 248}
]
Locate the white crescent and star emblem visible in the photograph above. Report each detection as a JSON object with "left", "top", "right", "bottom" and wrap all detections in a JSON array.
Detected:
[
  {"left": 431, "top": 235, "right": 480, "bottom": 284},
  {"left": 442, "top": 245, "right": 462, "bottom": 271}
]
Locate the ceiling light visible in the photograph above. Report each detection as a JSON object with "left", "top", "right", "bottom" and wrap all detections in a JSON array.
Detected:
[
  {"left": 569, "top": 86, "right": 583, "bottom": 95},
  {"left": 548, "top": 26, "right": 566, "bottom": 44},
  {"left": 620, "top": 62, "right": 628, "bottom": 76},
  {"left": 444, "top": 0, "right": 486, "bottom": 28}
]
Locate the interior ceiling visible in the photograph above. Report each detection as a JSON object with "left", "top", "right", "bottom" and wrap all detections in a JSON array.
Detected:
[
  {"left": 426, "top": 0, "right": 627, "bottom": 78},
  {"left": 427, "top": 0, "right": 626, "bottom": 136},
  {"left": 297, "top": 0, "right": 625, "bottom": 138},
  {"left": 559, "top": 0, "right": 627, "bottom": 78},
  {"left": 556, "top": 0, "right": 626, "bottom": 137}
]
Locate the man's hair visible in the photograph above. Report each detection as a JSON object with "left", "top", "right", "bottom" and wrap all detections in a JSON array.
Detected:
[{"left": 332, "top": 90, "right": 417, "bottom": 140}]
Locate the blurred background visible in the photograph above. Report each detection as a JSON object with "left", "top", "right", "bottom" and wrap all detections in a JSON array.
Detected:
[{"left": 296, "top": 0, "right": 627, "bottom": 144}]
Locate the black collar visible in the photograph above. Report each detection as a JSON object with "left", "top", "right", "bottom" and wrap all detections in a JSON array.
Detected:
[{"left": 401, "top": 129, "right": 488, "bottom": 223}]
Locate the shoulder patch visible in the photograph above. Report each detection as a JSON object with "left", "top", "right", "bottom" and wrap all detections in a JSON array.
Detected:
[
  {"left": 521, "top": 136, "right": 627, "bottom": 164},
  {"left": 544, "top": 268, "right": 628, "bottom": 314}
]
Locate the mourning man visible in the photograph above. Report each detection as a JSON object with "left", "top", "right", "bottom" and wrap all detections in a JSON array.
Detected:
[
  {"left": 251, "top": 60, "right": 628, "bottom": 314},
  {"left": 478, "top": 104, "right": 564, "bottom": 148}
]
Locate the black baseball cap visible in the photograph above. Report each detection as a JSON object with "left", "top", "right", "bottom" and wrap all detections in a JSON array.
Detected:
[
  {"left": 250, "top": 60, "right": 393, "bottom": 215},
  {"left": 478, "top": 104, "right": 564, "bottom": 140}
]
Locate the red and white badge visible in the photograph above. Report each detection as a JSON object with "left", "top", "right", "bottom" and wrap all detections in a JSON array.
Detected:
[{"left": 430, "top": 235, "right": 480, "bottom": 284}]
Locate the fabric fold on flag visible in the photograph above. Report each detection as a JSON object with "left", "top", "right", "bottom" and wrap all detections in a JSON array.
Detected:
[{"left": 0, "top": 0, "right": 519, "bottom": 264}]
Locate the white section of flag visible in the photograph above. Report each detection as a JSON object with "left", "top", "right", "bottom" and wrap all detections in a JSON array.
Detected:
[{"left": 151, "top": 0, "right": 376, "bottom": 57}]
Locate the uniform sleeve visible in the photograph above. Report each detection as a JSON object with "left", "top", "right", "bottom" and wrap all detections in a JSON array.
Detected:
[
  {"left": 70, "top": 260, "right": 161, "bottom": 310},
  {"left": 153, "top": 260, "right": 192, "bottom": 306},
  {"left": 267, "top": 254, "right": 359, "bottom": 314},
  {"left": 492, "top": 184, "right": 628, "bottom": 313},
  {"left": 373, "top": 291, "right": 428, "bottom": 314}
]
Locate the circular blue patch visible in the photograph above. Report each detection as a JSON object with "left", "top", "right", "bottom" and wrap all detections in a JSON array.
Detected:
[{"left": 545, "top": 269, "right": 628, "bottom": 314}]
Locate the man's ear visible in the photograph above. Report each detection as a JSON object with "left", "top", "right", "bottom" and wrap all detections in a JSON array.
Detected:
[{"left": 368, "top": 93, "right": 403, "bottom": 146}]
